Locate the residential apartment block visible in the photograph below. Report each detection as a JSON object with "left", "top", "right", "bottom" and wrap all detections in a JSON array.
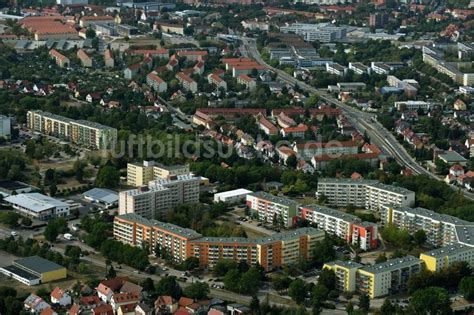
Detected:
[
  {"left": 147, "top": 71, "right": 167, "bottom": 93},
  {"left": 356, "top": 256, "right": 423, "bottom": 298},
  {"left": 420, "top": 244, "right": 474, "bottom": 272},
  {"left": 246, "top": 191, "right": 299, "bottom": 227},
  {"left": 114, "top": 214, "right": 324, "bottom": 270},
  {"left": 77, "top": 49, "right": 92, "bottom": 68},
  {"left": 316, "top": 178, "right": 415, "bottom": 210},
  {"left": 280, "top": 23, "right": 347, "bottom": 42},
  {"left": 27, "top": 110, "right": 117, "bottom": 150},
  {"left": 293, "top": 140, "right": 359, "bottom": 161},
  {"left": 49, "top": 49, "right": 70, "bottom": 68},
  {"left": 381, "top": 205, "right": 474, "bottom": 248},
  {"left": 323, "top": 260, "right": 363, "bottom": 292},
  {"left": 114, "top": 213, "right": 202, "bottom": 263},
  {"left": 299, "top": 205, "right": 378, "bottom": 250},
  {"left": 119, "top": 174, "right": 200, "bottom": 219},
  {"left": 176, "top": 72, "right": 197, "bottom": 93},
  {"left": 127, "top": 161, "right": 190, "bottom": 186}
]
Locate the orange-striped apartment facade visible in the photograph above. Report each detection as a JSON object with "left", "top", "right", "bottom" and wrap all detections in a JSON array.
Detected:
[{"left": 114, "top": 214, "right": 325, "bottom": 271}]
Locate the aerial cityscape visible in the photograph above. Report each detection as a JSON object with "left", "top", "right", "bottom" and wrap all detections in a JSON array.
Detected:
[{"left": 0, "top": 0, "right": 472, "bottom": 314}]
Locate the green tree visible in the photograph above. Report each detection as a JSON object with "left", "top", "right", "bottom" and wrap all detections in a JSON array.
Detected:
[
  {"left": 286, "top": 155, "right": 297, "bottom": 168},
  {"left": 358, "top": 293, "right": 370, "bottom": 313},
  {"left": 95, "top": 165, "right": 120, "bottom": 188},
  {"left": 318, "top": 268, "right": 336, "bottom": 291},
  {"left": 86, "top": 28, "right": 96, "bottom": 39},
  {"left": 182, "top": 257, "right": 199, "bottom": 270},
  {"left": 413, "top": 230, "right": 427, "bottom": 246},
  {"left": 312, "top": 237, "right": 336, "bottom": 267},
  {"left": 250, "top": 295, "right": 260, "bottom": 313},
  {"left": 239, "top": 267, "right": 261, "bottom": 296},
  {"left": 346, "top": 301, "right": 354, "bottom": 315},
  {"left": 184, "top": 282, "right": 209, "bottom": 300},
  {"left": 223, "top": 269, "right": 240, "bottom": 292},
  {"left": 374, "top": 253, "right": 388, "bottom": 264},
  {"left": 213, "top": 259, "right": 238, "bottom": 277},
  {"left": 408, "top": 287, "right": 451, "bottom": 315},
  {"left": 44, "top": 218, "right": 68, "bottom": 242},
  {"left": 312, "top": 284, "right": 328, "bottom": 306},
  {"left": 460, "top": 277, "right": 474, "bottom": 301},
  {"left": 107, "top": 265, "right": 116, "bottom": 279},
  {"left": 21, "top": 216, "right": 32, "bottom": 227},
  {"left": 288, "top": 279, "right": 307, "bottom": 304},
  {"left": 155, "top": 276, "right": 182, "bottom": 299}
]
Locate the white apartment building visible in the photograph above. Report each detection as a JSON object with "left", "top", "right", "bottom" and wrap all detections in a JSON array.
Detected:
[
  {"left": 348, "top": 62, "right": 369, "bottom": 75},
  {"left": 381, "top": 205, "right": 474, "bottom": 248},
  {"left": 299, "top": 204, "right": 378, "bottom": 250},
  {"left": 119, "top": 174, "right": 200, "bottom": 219},
  {"left": 326, "top": 63, "right": 347, "bottom": 76},
  {"left": 146, "top": 71, "right": 167, "bottom": 93},
  {"left": 316, "top": 178, "right": 415, "bottom": 210},
  {"left": 246, "top": 191, "right": 299, "bottom": 227},
  {"left": 0, "top": 115, "right": 11, "bottom": 139},
  {"left": 280, "top": 23, "right": 347, "bottom": 43}
]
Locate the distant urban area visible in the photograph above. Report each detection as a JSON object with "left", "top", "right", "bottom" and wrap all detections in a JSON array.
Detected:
[{"left": 0, "top": 0, "right": 473, "bottom": 315}]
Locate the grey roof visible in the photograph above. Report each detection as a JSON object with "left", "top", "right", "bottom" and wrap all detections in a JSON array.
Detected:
[
  {"left": 325, "top": 260, "right": 363, "bottom": 269},
  {"left": 302, "top": 204, "right": 361, "bottom": 222},
  {"left": 249, "top": 191, "right": 299, "bottom": 207},
  {"left": 1, "top": 265, "right": 40, "bottom": 281},
  {"left": 14, "top": 256, "right": 65, "bottom": 274},
  {"left": 5, "top": 193, "right": 68, "bottom": 212},
  {"left": 367, "top": 182, "right": 414, "bottom": 195},
  {"left": 438, "top": 151, "right": 467, "bottom": 163},
  {"left": 318, "top": 178, "right": 378, "bottom": 185},
  {"left": 116, "top": 213, "right": 202, "bottom": 239},
  {"left": 83, "top": 188, "right": 118, "bottom": 204},
  {"left": 360, "top": 255, "right": 422, "bottom": 274},
  {"left": 422, "top": 243, "right": 474, "bottom": 258},
  {"left": 392, "top": 206, "right": 470, "bottom": 226}
]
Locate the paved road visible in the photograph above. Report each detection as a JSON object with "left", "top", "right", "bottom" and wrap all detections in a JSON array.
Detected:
[{"left": 240, "top": 38, "right": 474, "bottom": 201}]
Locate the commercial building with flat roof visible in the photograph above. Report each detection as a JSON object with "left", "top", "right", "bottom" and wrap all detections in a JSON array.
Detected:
[
  {"left": 213, "top": 189, "right": 253, "bottom": 204},
  {"left": 316, "top": 178, "right": 415, "bottom": 211},
  {"left": 4, "top": 193, "right": 70, "bottom": 220},
  {"left": 83, "top": 188, "right": 118, "bottom": 208},
  {"left": 420, "top": 244, "right": 474, "bottom": 272},
  {"left": 246, "top": 191, "right": 299, "bottom": 227},
  {"left": 0, "top": 256, "right": 66, "bottom": 286}
]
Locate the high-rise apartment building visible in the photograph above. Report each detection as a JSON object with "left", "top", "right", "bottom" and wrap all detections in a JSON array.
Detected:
[
  {"left": 126, "top": 161, "right": 190, "bottom": 187},
  {"left": 119, "top": 174, "right": 200, "bottom": 219},
  {"left": 246, "top": 191, "right": 299, "bottom": 227}
]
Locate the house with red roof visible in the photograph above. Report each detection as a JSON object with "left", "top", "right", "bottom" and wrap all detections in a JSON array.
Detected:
[
  {"left": 50, "top": 287, "right": 71, "bottom": 306},
  {"left": 130, "top": 49, "right": 169, "bottom": 59},
  {"left": 155, "top": 295, "right": 178, "bottom": 314},
  {"left": 237, "top": 74, "right": 256, "bottom": 91},
  {"left": 176, "top": 72, "right": 197, "bottom": 93},
  {"left": 110, "top": 292, "right": 140, "bottom": 311},
  {"left": 80, "top": 15, "right": 114, "bottom": 28},
  {"left": 124, "top": 63, "right": 141, "bottom": 80},
  {"left": 280, "top": 124, "right": 308, "bottom": 138},
  {"left": 146, "top": 71, "right": 167, "bottom": 93},
  {"left": 208, "top": 73, "right": 227, "bottom": 90},
  {"left": 276, "top": 146, "right": 297, "bottom": 164},
  {"left": 194, "top": 61, "right": 205, "bottom": 75},
  {"left": 49, "top": 49, "right": 70, "bottom": 68},
  {"left": 77, "top": 49, "right": 92, "bottom": 68},
  {"left": 276, "top": 112, "right": 296, "bottom": 128},
  {"left": 177, "top": 50, "right": 208, "bottom": 61},
  {"left": 92, "top": 304, "right": 114, "bottom": 315},
  {"left": 258, "top": 116, "right": 278, "bottom": 136}
]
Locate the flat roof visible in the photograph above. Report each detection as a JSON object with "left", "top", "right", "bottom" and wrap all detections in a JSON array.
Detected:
[
  {"left": 360, "top": 255, "right": 422, "bottom": 274},
  {"left": 1, "top": 265, "right": 41, "bottom": 281},
  {"left": 325, "top": 260, "right": 363, "bottom": 269},
  {"left": 438, "top": 151, "right": 467, "bottom": 163},
  {"left": 214, "top": 189, "right": 253, "bottom": 199},
  {"left": 83, "top": 188, "right": 118, "bottom": 204},
  {"left": 5, "top": 193, "right": 68, "bottom": 212},
  {"left": 116, "top": 213, "right": 202, "bottom": 239},
  {"left": 422, "top": 243, "right": 474, "bottom": 258},
  {"left": 14, "top": 256, "right": 65, "bottom": 274},
  {"left": 249, "top": 191, "right": 299, "bottom": 207}
]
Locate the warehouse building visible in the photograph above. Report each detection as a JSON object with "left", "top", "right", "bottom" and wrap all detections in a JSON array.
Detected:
[
  {"left": 0, "top": 256, "right": 67, "bottom": 286},
  {"left": 4, "top": 193, "right": 70, "bottom": 220},
  {"left": 83, "top": 188, "right": 118, "bottom": 209}
]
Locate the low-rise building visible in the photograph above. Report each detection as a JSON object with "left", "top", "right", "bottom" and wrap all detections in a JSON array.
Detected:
[
  {"left": 323, "top": 260, "right": 363, "bottom": 292},
  {"left": 83, "top": 188, "right": 118, "bottom": 209},
  {"left": 77, "top": 49, "right": 92, "bottom": 68},
  {"left": 326, "top": 63, "right": 347, "bottom": 76},
  {"left": 49, "top": 49, "right": 70, "bottom": 68},
  {"left": 237, "top": 74, "right": 257, "bottom": 91},
  {"left": 104, "top": 49, "right": 114, "bottom": 68},
  {"left": 176, "top": 72, "right": 197, "bottom": 93},
  {"left": 348, "top": 62, "right": 369, "bottom": 75},
  {"left": 213, "top": 189, "right": 253, "bottom": 204},
  {"left": 208, "top": 73, "right": 227, "bottom": 90},
  {"left": 4, "top": 193, "right": 70, "bottom": 220},
  {"left": 258, "top": 116, "right": 278, "bottom": 136},
  {"left": 0, "top": 256, "right": 66, "bottom": 286},
  {"left": 146, "top": 71, "right": 167, "bottom": 93}
]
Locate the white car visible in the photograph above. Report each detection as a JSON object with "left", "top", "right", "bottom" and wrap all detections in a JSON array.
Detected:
[{"left": 10, "top": 231, "right": 17, "bottom": 237}]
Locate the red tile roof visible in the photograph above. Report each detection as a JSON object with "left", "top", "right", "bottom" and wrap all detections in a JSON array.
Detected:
[
  {"left": 147, "top": 71, "right": 165, "bottom": 84},
  {"left": 177, "top": 50, "right": 208, "bottom": 57},
  {"left": 50, "top": 287, "right": 66, "bottom": 301},
  {"left": 130, "top": 49, "right": 169, "bottom": 56},
  {"left": 237, "top": 74, "right": 254, "bottom": 82},
  {"left": 77, "top": 49, "right": 91, "bottom": 61},
  {"left": 49, "top": 49, "right": 68, "bottom": 61},
  {"left": 92, "top": 304, "right": 113, "bottom": 315},
  {"left": 81, "top": 15, "right": 113, "bottom": 21},
  {"left": 176, "top": 72, "right": 194, "bottom": 84}
]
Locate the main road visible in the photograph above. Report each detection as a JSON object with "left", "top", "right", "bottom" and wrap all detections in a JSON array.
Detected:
[{"left": 240, "top": 38, "right": 474, "bottom": 201}]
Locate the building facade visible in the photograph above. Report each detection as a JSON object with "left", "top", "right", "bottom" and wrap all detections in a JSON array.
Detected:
[
  {"left": 27, "top": 110, "right": 117, "bottom": 150},
  {"left": 420, "top": 244, "right": 474, "bottom": 272},
  {"left": 316, "top": 178, "right": 415, "bottom": 210},
  {"left": 127, "top": 161, "right": 190, "bottom": 186},
  {"left": 246, "top": 192, "right": 299, "bottom": 227}
]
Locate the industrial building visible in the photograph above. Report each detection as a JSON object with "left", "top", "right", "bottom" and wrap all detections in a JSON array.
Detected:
[
  {"left": 4, "top": 193, "right": 70, "bottom": 220},
  {"left": 83, "top": 188, "right": 119, "bottom": 209},
  {"left": 0, "top": 256, "right": 66, "bottom": 286}
]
